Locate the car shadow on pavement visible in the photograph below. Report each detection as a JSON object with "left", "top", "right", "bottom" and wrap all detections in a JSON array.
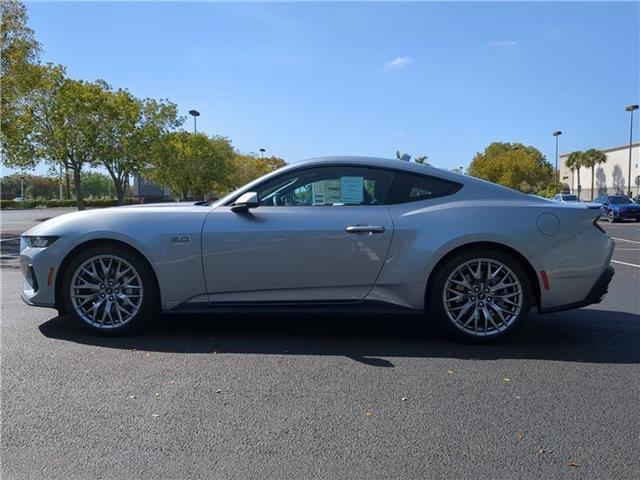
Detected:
[{"left": 39, "top": 308, "right": 640, "bottom": 367}]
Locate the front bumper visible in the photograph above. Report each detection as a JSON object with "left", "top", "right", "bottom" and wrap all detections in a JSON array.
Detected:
[
  {"left": 19, "top": 237, "right": 67, "bottom": 309},
  {"left": 612, "top": 210, "right": 640, "bottom": 219},
  {"left": 539, "top": 265, "right": 615, "bottom": 314}
]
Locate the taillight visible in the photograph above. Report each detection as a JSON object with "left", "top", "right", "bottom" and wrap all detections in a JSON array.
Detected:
[{"left": 593, "top": 219, "right": 606, "bottom": 234}]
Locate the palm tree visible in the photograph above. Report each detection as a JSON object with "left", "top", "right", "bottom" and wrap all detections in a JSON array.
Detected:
[
  {"left": 565, "top": 151, "right": 585, "bottom": 200},
  {"left": 569, "top": 166, "right": 575, "bottom": 192},
  {"left": 583, "top": 149, "right": 607, "bottom": 201}
]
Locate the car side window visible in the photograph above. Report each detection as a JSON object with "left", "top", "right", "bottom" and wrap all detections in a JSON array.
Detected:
[
  {"left": 255, "top": 166, "right": 395, "bottom": 206},
  {"left": 386, "top": 172, "right": 461, "bottom": 204}
]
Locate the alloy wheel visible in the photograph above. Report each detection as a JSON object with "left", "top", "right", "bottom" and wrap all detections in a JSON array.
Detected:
[
  {"left": 70, "top": 255, "right": 144, "bottom": 329},
  {"left": 442, "top": 258, "right": 523, "bottom": 337}
]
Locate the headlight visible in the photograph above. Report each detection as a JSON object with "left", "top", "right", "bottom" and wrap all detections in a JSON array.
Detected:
[{"left": 22, "top": 236, "right": 59, "bottom": 248}]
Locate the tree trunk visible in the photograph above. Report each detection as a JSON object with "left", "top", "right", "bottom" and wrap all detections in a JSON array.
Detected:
[
  {"left": 116, "top": 182, "right": 125, "bottom": 205},
  {"left": 73, "top": 169, "right": 85, "bottom": 211},
  {"left": 65, "top": 170, "right": 72, "bottom": 200},
  {"left": 576, "top": 169, "right": 581, "bottom": 200},
  {"left": 591, "top": 166, "right": 595, "bottom": 201}
]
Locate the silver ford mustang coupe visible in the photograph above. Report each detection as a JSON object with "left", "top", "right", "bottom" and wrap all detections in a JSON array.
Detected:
[{"left": 20, "top": 156, "right": 615, "bottom": 341}]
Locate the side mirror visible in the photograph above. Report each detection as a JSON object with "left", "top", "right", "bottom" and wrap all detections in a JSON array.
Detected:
[
  {"left": 231, "top": 192, "right": 259, "bottom": 213},
  {"left": 602, "top": 202, "right": 609, "bottom": 206}
]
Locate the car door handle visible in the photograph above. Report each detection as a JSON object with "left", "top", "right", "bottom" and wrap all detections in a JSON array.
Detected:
[{"left": 345, "top": 225, "right": 386, "bottom": 234}]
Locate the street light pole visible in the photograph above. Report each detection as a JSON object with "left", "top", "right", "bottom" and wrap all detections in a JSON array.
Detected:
[
  {"left": 553, "top": 131, "right": 562, "bottom": 193},
  {"left": 625, "top": 104, "right": 638, "bottom": 197},
  {"left": 259, "top": 148, "right": 266, "bottom": 159},
  {"left": 188, "top": 109, "right": 200, "bottom": 133}
]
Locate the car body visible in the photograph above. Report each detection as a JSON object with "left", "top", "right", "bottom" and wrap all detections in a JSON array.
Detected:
[
  {"left": 592, "top": 194, "right": 640, "bottom": 222},
  {"left": 20, "top": 156, "right": 615, "bottom": 340},
  {"left": 12, "top": 196, "right": 26, "bottom": 202},
  {"left": 551, "top": 193, "right": 580, "bottom": 203}
]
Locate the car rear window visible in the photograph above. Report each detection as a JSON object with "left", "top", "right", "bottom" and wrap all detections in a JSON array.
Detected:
[{"left": 386, "top": 172, "right": 461, "bottom": 204}]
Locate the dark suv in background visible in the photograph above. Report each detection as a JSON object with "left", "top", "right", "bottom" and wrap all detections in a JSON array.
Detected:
[{"left": 593, "top": 194, "right": 640, "bottom": 222}]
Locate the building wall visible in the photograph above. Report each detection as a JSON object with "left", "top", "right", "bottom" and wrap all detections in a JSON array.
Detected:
[{"left": 559, "top": 143, "right": 639, "bottom": 200}]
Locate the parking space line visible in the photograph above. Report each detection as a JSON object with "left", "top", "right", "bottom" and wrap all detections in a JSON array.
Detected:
[
  {"left": 613, "top": 237, "right": 640, "bottom": 245},
  {"left": 611, "top": 260, "right": 640, "bottom": 268},
  {"left": 0, "top": 237, "right": 20, "bottom": 243}
]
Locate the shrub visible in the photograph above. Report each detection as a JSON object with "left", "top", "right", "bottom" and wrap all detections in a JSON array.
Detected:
[{"left": 0, "top": 198, "right": 138, "bottom": 209}]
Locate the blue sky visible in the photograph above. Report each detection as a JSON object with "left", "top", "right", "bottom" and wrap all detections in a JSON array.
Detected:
[{"left": 9, "top": 1, "right": 640, "bottom": 174}]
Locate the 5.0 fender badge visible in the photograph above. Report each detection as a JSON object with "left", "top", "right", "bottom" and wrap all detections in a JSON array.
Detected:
[{"left": 170, "top": 236, "right": 190, "bottom": 244}]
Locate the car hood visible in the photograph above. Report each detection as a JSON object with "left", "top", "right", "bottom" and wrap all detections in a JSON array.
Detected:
[{"left": 23, "top": 203, "right": 209, "bottom": 237}]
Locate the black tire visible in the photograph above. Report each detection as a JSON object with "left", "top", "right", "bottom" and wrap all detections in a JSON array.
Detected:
[
  {"left": 428, "top": 248, "right": 533, "bottom": 343},
  {"left": 61, "top": 244, "right": 158, "bottom": 335},
  {"left": 607, "top": 211, "right": 617, "bottom": 223}
]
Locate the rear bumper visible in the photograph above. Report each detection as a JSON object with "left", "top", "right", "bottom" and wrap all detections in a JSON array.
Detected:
[{"left": 539, "top": 265, "right": 614, "bottom": 314}]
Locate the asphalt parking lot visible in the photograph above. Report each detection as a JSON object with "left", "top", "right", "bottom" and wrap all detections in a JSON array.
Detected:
[{"left": 1, "top": 209, "right": 639, "bottom": 479}]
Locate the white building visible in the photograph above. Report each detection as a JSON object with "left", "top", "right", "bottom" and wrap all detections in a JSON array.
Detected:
[{"left": 559, "top": 143, "right": 639, "bottom": 200}]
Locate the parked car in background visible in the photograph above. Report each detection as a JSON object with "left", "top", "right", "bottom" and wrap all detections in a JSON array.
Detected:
[
  {"left": 552, "top": 194, "right": 580, "bottom": 203},
  {"left": 593, "top": 194, "right": 640, "bottom": 222},
  {"left": 20, "top": 156, "right": 615, "bottom": 342},
  {"left": 12, "top": 197, "right": 26, "bottom": 202}
]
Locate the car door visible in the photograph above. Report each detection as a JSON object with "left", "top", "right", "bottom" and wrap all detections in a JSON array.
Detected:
[{"left": 201, "top": 165, "right": 395, "bottom": 303}]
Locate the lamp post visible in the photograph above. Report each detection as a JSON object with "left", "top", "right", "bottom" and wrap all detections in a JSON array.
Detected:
[
  {"left": 553, "top": 131, "right": 562, "bottom": 193},
  {"left": 259, "top": 148, "right": 266, "bottom": 159},
  {"left": 188, "top": 109, "right": 200, "bottom": 133},
  {"left": 625, "top": 104, "right": 638, "bottom": 197}
]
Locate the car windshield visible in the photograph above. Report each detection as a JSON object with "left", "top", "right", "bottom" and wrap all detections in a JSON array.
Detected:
[
  {"left": 608, "top": 196, "right": 632, "bottom": 205},
  {"left": 562, "top": 195, "right": 578, "bottom": 201}
]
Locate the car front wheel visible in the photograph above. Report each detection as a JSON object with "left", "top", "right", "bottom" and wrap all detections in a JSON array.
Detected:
[
  {"left": 61, "top": 245, "right": 157, "bottom": 335},
  {"left": 607, "top": 211, "right": 617, "bottom": 223},
  {"left": 429, "top": 249, "right": 532, "bottom": 342}
]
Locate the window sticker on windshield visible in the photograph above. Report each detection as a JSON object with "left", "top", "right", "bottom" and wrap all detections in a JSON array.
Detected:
[
  {"left": 341, "top": 176, "right": 364, "bottom": 204},
  {"left": 312, "top": 179, "right": 341, "bottom": 205}
]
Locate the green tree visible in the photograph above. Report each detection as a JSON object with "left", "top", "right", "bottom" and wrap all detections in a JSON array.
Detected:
[
  {"left": 565, "top": 151, "right": 586, "bottom": 200},
  {"left": 97, "top": 87, "right": 183, "bottom": 204},
  {"left": 0, "top": 0, "right": 42, "bottom": 145},
  {"left": 0, "top": 173, "right": 23, "bottom": 199},
  {"left": 80, "top": 171, "right": 112, "bottom": 198},
  {"left": 582, "top": 148, "right": 607, "bottom": 201},
  {"left": 225, "top": 154, "right": 286, "bottom": 193},
  {"left": 24, "top": 174, "right": 58, "bottom": 199},
  {"left": 468, "top": 142, "right": 553, "bottom": 192},
  {"left": 2, "top": 66, "right": 110, "bottom": 210},
  {"left": 147, "top": 131, "right": 234, "bottom": 200}
]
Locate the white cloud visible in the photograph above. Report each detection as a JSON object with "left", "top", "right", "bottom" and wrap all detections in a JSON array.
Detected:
[
  {"left": 384, "top": 57, "right": 413, "bottom": 71},
  {"left": 489, "top": 40, "right": 518, "bottom": 48}
]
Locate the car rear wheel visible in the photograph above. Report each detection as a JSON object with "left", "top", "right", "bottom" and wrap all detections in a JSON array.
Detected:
[
  {"left": 429, "top": 248, "right": 533, "bottom": 342},
  {"left": 61, "top": 245, "right": 157, "bottom": 335}
]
